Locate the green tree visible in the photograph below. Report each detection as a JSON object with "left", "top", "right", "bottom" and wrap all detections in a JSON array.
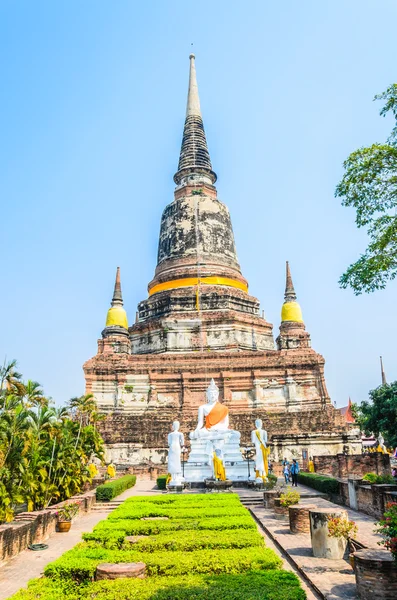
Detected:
[
  {"left": 356, "top": 382, "right": 397, "bottom": 448},
  {"left": 335, "top": 84, "right": 397, "bottom": 294}
]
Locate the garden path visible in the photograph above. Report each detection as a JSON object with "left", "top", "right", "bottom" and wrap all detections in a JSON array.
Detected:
[
  {"left": 0, "top": 480, "right": 160, "bottom": 600},
  {"left": 237, "top": 482, "right": 382, "bottom": 600}
]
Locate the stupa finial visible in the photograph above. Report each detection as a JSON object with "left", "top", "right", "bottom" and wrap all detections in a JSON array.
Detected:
[
  {"left": 174, "top": 54, "right": 217, "bottom": 185},
  {"left": 281, "top": 261, "right": 303, "bottom": 323},
  {"left": 380, "top": 356, "right": 387, "bottom": 385},
  {"left": 105, "top": 267, "right": 128, "bottom": 329}
]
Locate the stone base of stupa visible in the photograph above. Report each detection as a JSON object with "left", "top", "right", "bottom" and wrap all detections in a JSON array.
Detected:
[{"left": 183, "top": 434, "right": 248, "bottom": 483}]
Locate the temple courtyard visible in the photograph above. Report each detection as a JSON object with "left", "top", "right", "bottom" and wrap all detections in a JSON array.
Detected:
[{"left": 0, "top": 477, "right": 387, "bottom": 600}]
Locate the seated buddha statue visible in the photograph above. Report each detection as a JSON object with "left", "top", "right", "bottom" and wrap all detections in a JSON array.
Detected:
[{"left": 190, "top": 379, "right": 240, "bottom": 441}]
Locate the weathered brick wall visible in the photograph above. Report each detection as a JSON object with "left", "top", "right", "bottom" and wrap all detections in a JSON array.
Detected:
[
  {"left": 330, "top": 481, "right": 397, "bottom": 519},
  {"left": 0, "top": 489, "right": 96, "bottom": 564},
  {"left": 313, "top": 452, "right": 390, "bottom": 478}
]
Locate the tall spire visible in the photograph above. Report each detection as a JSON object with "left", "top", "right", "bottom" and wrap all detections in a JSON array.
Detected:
[
  {"left": 174, "top": 54, "right": 217, "bottom": 186},
  {"left": 281, "top": 261, "right": 303, "bottom": 323},
  {"left": 105, "top": 267, "right": 128, "bottom": 329},
  {"left": 380, "top": 356, "right": 387, "bottom": 385},
  {"left": 111, "top": 266, "right": 123, "bottom": 306},
  {"left": 284, "top": 261, "right": 297, "bottom": 302}
]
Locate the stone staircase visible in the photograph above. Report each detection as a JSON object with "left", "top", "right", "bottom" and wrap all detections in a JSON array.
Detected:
[
  {"left": 238, "top": 494, "right": 264, "bottom": 507},
  {"left": 91, "top": 500, "right": 124, "bottom": 513}
]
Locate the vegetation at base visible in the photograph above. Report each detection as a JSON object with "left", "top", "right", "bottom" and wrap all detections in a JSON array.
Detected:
[
  {"left": 0, "top": 360, "right": 104, "bottom": 523},
  {"left": 297, "top": 472, "right": 339, "bottom": 495},
  {"left": 83, "top": 527, "right": 264, "bottom": 551},
  {"left": 157, "top": 475, "right": 167, "bottom": 489},
  {"left": 9, "top": 571, "right": 306, "bottom": 600},
  {"left": 10, "top": 492, "right": 306, "bottom": 599},
  {"left": 362, "top": 472, "right": 395, "bottom": 484},
  {"left": 354, "top": 382, "right": 397, "bottom": 448},
  {"left": 108, "top": 504, "right": 247, "bottom": 520},
  {"left": 376, "top": 502, "right": 397, "bottom": 561},
  {"left": 280, "top": 490, "right": 300, "bottom": 508},
  {"left": 95, "top": 475, "right": 136, "bottom": 501},
  {"left": 335, "top": 83, "right": 397, "bottom": 294},
  {"left": 263, "top": 473, "right": 278, "bottom": 490}
]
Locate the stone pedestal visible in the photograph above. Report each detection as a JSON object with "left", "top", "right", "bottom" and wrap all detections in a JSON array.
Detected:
[
  {"left": 263, "top": 490, "right": 278, "bottom": 509},
  {"left": 96, "top": 562, "right": 146, "bottom": 580},
  {"left": 289, "top": 504, "right": 316, "bottom": 534},
  {"left": 354, "top": 549, "right": 397, "bottom": 600},
  {"left": 274, "top": 498, "right": 289, "bottom": 520},
  {"left": 309, "top": 508, "right": 348, "bottom": 559},
  {"left": 184, "top": 434, "right": 247, "bottom": 482}
]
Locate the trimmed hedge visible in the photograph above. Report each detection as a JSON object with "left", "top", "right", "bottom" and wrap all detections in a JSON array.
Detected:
[
  {"left": 96, "top": 475, "right": 136, "bottom": 501},
  {"left": 297, "top": 472, "right": 339, "bottom": 495},
  {"left": 83, "top": 528, "right": 264, "bottom": 552},
  {"left": 44, "top": 546, "right": 282, "bottom": 581},
  {"left": 9, "top": 571, "right": 306, "bottom": 600},
  {"left": 108, "top": 505, "right": 247, "bottom": 521},
  {"left": 124, "top": 493, "right": 242, "bottom": 506},
  {"left": 93, "top": 514, "right": 257, "bottom": 535},
  {"left": 157, "top": 475, "right": 167, "bottom": 490}
]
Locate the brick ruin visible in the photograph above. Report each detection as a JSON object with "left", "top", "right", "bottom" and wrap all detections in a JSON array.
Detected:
[{"left": 83, "top": 54, "right": 361, "bottom": 468}]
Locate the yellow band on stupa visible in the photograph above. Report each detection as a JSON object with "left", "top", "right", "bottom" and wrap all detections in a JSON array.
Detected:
[{"left": 148, "top": 276, "right": 248, "bottom": 296}]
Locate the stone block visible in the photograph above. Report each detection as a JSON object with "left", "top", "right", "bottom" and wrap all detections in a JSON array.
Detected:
[
  {"left": 96, "top": 562, "right": 146, "bottom": 580},
  {"left": 289, "top": 503, "right": 316, "bottom": 534},
  {"left": 354, "top": 549, "right": 397, "bottom": 600}
]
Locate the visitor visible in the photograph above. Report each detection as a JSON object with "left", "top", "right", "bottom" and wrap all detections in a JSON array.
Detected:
[
  {"left": 283, "top": 462, "right": 290, "bottom": 484},
  {"left": 392, "top": 467, "right": 397, "bottom": 481},
  {"left": 290, "top": 459, "right": 299, "bottom": 487}
]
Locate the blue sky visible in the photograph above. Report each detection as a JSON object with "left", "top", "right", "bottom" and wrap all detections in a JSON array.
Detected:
[{"left": 1, "top": 1, "right": 396, "bottom": 406}]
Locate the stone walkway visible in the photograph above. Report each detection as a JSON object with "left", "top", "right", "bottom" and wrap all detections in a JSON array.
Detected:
[
  {"left": 0, "top": 480, "right": 160, "bottom": 600},
  {"left": 237, "top": 483, "right": 382, "bottom": 600}
]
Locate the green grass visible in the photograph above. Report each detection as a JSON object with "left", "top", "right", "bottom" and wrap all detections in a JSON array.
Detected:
[{"left": 9, "top": 492, "right": 306, "bottom": 599}]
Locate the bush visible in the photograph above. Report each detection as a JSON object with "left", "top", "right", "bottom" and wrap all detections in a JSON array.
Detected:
[
  {"left": 279, "top": 491, "right": 300, "bottom": 508},
  {"left": 96, "top": 475, "right": 136, "bottom": 501},
  {"left": 45, "top": 546, "right": 282, "bottom": 581},
  {"left": 108, "top": 505, "right": 248, "bottom": 521},
  {"left": 94, "top": 514, "right": 257, "bottom": 536},
  {"left": 263, "top": 474, "right": 278, "bottom": 490},
  {"left": 362, "top": 472, "right": 395, "bottom": 484},
  {"left": 9, "top": 571, "right": 306, "bottom": 600},
  {"left": 157, "top": 475, "right": 167, "bottom": 490},
  {"left": 297, "top": 472, "right": 339, "bottom": 495}
]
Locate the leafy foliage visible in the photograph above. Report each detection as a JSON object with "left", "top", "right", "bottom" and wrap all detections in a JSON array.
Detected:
[
  {"left": 297, "top": 472, "right": 339, "bottom": 495},
  {"left": 279, "top": 490, "right": 300, "bottom": 508},
  {"left": 11, "top": 493, "right": 306, "bottom": 600},
  {"left": 95, "top": 475, "right": 136, "bottom": 501},
  {"left": 0, "top": 360, "right": 104, "bottom": 522},
  {"left": 327, "top": 516, "right": 357, "bottom": 540},
  {"left": 355, "top": 382, "right": 397, "bottom": 448},
  {"left": 157, "top": 475, "right": 167, "bottom": 489},
  {"left": 335, "top": 83, "right": 397, "bottom": 294},
  {"left": 376, "top": 502, "right": 397, "bottom": 561},
  {"left": 362, "top": 472, "right": 395, "bottom": 484}
]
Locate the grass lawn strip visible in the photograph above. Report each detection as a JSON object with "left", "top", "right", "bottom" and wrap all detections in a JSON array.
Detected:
[{"left": 9, "top": 492, "right": 307, "bottom": 600}]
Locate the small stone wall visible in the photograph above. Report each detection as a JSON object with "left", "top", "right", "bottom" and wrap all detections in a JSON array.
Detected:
[
  {"left": 313, "top": 452, "right": 390, "bottom": 478},
  {"left": 0, "top": 489, "right": 97, "bottom": 564},
  {"left": 330, "top": 480, "right": 397, "bottom": 519}
]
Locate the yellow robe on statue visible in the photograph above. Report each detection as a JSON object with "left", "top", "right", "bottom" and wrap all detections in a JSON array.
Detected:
[
  {"left": 255, "top": 430, "right": 269, "bottom": 480},
  {"left": 213, "top": 452, "right": 226, "bottom": 481},
  {"left": 205, "top": 402, "right": 228, "bottom": 429}
]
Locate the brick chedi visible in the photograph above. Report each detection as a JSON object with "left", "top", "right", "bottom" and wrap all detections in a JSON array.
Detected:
[{"left": 84, "top": 55, "right": 361, "bottom": 467}]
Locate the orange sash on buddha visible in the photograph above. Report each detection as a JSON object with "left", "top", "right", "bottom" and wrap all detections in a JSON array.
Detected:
[{"left": 205, "top": 402, "right": 228, "bottom": 429}]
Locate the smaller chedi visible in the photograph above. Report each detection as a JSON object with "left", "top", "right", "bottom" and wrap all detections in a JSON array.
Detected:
[{"left": 183, "top": 379, "right": 246, "bottom": 482}]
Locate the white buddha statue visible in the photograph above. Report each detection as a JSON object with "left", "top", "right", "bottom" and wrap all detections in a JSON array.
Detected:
[
  {"left": 251, "top": 418, "right": 268, "bottom": 482},
  {"left": 190, "top": 379, "right": 240, "bottom": 441},
  {"left": 167, "top": 420, "right": 185, "bottom": 485}
]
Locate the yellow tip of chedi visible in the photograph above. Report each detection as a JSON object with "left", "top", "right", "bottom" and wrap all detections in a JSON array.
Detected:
[
  {"left": 281, "top": 301, "right": 303, "bottom": 323},
  {"left": 106, "top": 306, "right": 128, "bottom": 329}
]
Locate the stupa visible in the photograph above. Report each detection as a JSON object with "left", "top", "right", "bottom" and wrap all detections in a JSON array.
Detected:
[{"left": 84, "top": 55, "right": 361, "bottom": 468}]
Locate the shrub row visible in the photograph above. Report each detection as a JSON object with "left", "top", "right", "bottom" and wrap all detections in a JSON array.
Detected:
[
  {"left": 95, "top": 475, "right": 136, "bottom": 501},
  {"left": 94, "top": 514, "right": 257, "bottom": 535},
  {"left": 362, "top": 472, "right": 395, "bottom": 484},
  {"left": 157, "top": 475, "right": 167, "bottom": 490},
  {"left": 297, "top": 472, "right": 339, "bottom": 495},
  {"left": 10, "top": 571, "right": 306, "bottom": 600},
  {"left": 83, "top": 527, "right": 264, "bottom": 552},
  {"left": 124, "top": 493, "right": 242, "bottom": 506},
  {"left": 108, "top": 505, "right": 247, "bottom": 521},
  {"left": 44, "top": 546, "right": 282, "bottom": 581}
]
